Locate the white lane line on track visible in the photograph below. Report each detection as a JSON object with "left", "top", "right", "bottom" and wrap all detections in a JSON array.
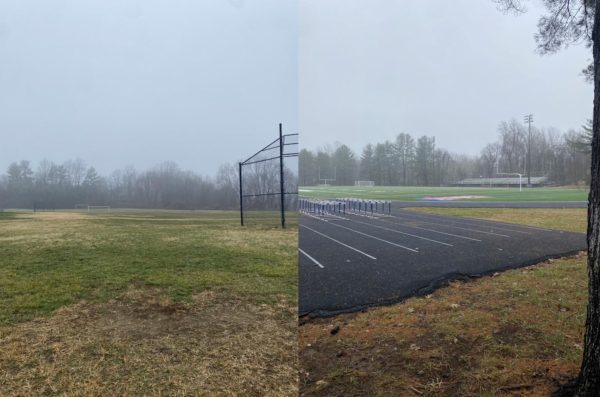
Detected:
[
  {"left": 436, "top": 223, "right": 511, "bottom": 237},
  {"left": 394, "top": 211, "right": 532, "bottom": 234},
  {"left": 301, "top": 212, "right": 349, "bottom": 221},
  {"left": 317, "top": 218, "right": 419, "bottom": 253},
  {"left": 301, "top": 225, "right": 377, "bottom": 260},
  {"left": 299, "top": 248, "right": 324, "bottom": 268},
  {"left": 391, "top": 213, "right": 511, "bottom": 237},
  {"left": 346, "top": 218, "right": 454, "bottom": 247},
  {"left": 385, "top": 215, "right": 482, "bottom": 242}
]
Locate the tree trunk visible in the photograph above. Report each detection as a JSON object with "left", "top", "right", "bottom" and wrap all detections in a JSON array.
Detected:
[
  {"left": 577, "top": 4, "right": 600, "bottom": 388},
  {"left": 555, "top": 2, "right": 600, "bottom": 395}
]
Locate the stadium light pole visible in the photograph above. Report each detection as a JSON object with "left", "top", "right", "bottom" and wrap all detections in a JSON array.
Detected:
[
  {"left": 432, "top": 136, "right": 436, "bottom": 187},
  {"left": 524, "top": 114, "right": 533, "bottom": 187}
]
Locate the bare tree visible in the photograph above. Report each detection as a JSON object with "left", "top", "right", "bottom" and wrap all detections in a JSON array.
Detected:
[
  {"left": 480, "top": 142, "right": 501, "bottom": 177},
  {"left": 394, "top": 133, "right": 416, "bottom": 185},
  {"left": 64, "top": 158, "right": 86, "bottom": 186}
]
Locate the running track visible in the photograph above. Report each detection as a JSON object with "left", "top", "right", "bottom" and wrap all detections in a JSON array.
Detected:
[{"left": 299, "top": 209, "right": 586, "bottom": 316}]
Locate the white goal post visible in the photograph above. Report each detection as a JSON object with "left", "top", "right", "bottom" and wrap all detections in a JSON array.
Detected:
[
  {"left": 87, "top": 206, "right": 111, "bottom": 213},
  {"left": 354, "top": 180, "right": 375, "bottom": 187}
]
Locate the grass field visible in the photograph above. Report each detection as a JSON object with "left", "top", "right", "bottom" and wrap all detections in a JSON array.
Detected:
[
  {"left": 299, "top": 208, "right": 588, "bottom": 396},
  {"left": 299, "top": 185, "right": 588, "bottom": 202},
  {"left": 0, "top": 210, "right": 298, "bottom": 396}
]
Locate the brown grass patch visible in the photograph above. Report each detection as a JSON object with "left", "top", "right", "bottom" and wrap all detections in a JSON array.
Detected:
[
  {"left": 32, "top": 212, "right": 92, "bottom": 221},
  {"left": 299, "top": 254, "right": 587, "bottom": 396},
  {"left": 0, "top": 287, "right": 297, "bottom": 396}
]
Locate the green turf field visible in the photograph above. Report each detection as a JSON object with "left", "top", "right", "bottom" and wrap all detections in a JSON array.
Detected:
[{"left": 299, "top": 185, "right": 588, "bottom": 202}]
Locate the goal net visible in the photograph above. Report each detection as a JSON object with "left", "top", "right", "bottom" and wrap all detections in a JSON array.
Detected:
[
  {"left": 87, "top": 206, "right": 110, "bottom": 213},
  {"left": 354, "top": 180, "right": 375, "bottom": 187}
]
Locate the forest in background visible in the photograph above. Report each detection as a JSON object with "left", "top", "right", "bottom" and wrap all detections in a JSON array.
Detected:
[
  {"left": 1, "top": 117, "right": 591, "bottom": 209},
  {"left": 0, "top": 159, "right": 297, "bottom": 210},
  {"left": 300, "top": 118, "right": 592, "bottom": 187}
]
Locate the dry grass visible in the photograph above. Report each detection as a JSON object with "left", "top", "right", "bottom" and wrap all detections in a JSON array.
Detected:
[
  {"left": 0, "top": 287, "right": 297, "bottom": 396},
  {"left": 0, "top": 210, "right": 298, "bottom": 396},
  {"left": 299, "top": 208, "right": 588, "bottom": 396},
  {"left": 300, "top": 256, "right": 586, "bottom": 396}
]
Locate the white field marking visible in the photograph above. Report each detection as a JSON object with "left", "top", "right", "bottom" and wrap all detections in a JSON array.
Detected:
[
  {"left": 384, "top": 215, "right": 482, "bottom": 242},
  {"left": 395, "top": 210, "right": 532, "bottom": 234},
  {"left": 317, "top": 218, "right": 419, "bottom": 253},
  {"left": 301, "top": 224, "right": 377, "bottom": 260},
  {"left": 346, "top": 218, "right": 454, "bottom": 247},
  {"left": 390, "top": 213, "right": 511, "bottom": 238},
  {"left": 299, "top": 248, "right": 324, "bottom": 268}
]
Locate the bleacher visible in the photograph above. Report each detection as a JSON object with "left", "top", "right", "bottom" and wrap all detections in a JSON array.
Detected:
[{"left": 454, "top": 176, "right": 549, "bottom": 187}]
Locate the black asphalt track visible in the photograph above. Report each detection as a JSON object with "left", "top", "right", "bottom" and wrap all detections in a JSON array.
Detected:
[
  {"left": 299, "top": 209, "right": 586, "bottom": 317},
  {"left": 393, "top": 201, "right": 587, "bottom": 208}
]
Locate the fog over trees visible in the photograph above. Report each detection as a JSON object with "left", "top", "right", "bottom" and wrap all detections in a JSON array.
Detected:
[
  {"left": 299, "top": 118, "right": 591, "bottom": 186},
  {"left": 0, "top": 159, "right": 297, "bottom": 210}
]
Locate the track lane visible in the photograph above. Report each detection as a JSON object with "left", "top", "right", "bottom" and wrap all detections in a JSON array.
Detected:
[{"left": 299, "top": 210, "right": 586, "bottom": 316}]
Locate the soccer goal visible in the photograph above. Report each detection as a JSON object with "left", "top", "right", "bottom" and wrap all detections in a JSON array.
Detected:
[
  {"left": 87, "top": 206, "right": 111, "bottom": 213},
  {"left": 354, "top": 180, "right": 375, "bottom": 187}
]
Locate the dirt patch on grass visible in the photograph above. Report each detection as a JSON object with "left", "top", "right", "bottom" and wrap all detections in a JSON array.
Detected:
[
  {"left": 0, "top": 287, "right": 297, "bottom": 396},
  {"left": 299, "top": 254, "right": 587, "bottom": 396}
]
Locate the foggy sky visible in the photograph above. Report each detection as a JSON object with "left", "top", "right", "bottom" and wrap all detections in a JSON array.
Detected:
[
  {"left": 0, "top": 0, "right": 298, "bottom": 176},
  {"left": 299, "top": 0, "right": 593, "bottom": 156}
]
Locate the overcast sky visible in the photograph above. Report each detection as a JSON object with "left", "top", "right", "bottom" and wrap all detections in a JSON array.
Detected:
[
  {"left": 0, "top": 0, "right": 298, "bottom": 176},
  {"left": 299, "top": 0, "right": 593, "bottom": 156},
  {"left": 1, "top": 1, "right": 593, "bottom": 176}
]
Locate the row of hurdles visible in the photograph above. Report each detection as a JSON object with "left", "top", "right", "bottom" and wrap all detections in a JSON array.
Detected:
[{"left": 299, "top": 198, "right": 392, "bottom": 217}]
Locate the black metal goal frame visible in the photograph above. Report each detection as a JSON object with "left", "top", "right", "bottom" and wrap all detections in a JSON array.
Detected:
[{"left": 239, "top": 123, "right": 298, "bottom": 228}]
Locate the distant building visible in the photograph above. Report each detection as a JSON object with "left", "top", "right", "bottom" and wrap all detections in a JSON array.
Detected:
[{"left": 454, "top": 176, "right": 550, "bottom": 188}]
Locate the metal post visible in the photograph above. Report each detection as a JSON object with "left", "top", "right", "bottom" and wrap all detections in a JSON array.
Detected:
[
  {"left": 239, "top": 162, "right": 244, "bottom": 226},
  {"left": 519, "top": 174, "right": 522, "bottom": 192},
  {"left": 528, "top": 122, "right": 531, "bottom": 187},
  {"left": 279, "top": 123, "right": 286, "bottom": 228},
  {"left": 524, "top": 114, "right": 533, "bottom": 187}
]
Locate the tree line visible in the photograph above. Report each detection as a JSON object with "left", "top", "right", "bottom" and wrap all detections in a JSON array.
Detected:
[
  {"left": 0, "top": 158, "right": 297, "bottom": 210},
  {"left": 299, "top": 118, "right": 591, "bottom": 186}
]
